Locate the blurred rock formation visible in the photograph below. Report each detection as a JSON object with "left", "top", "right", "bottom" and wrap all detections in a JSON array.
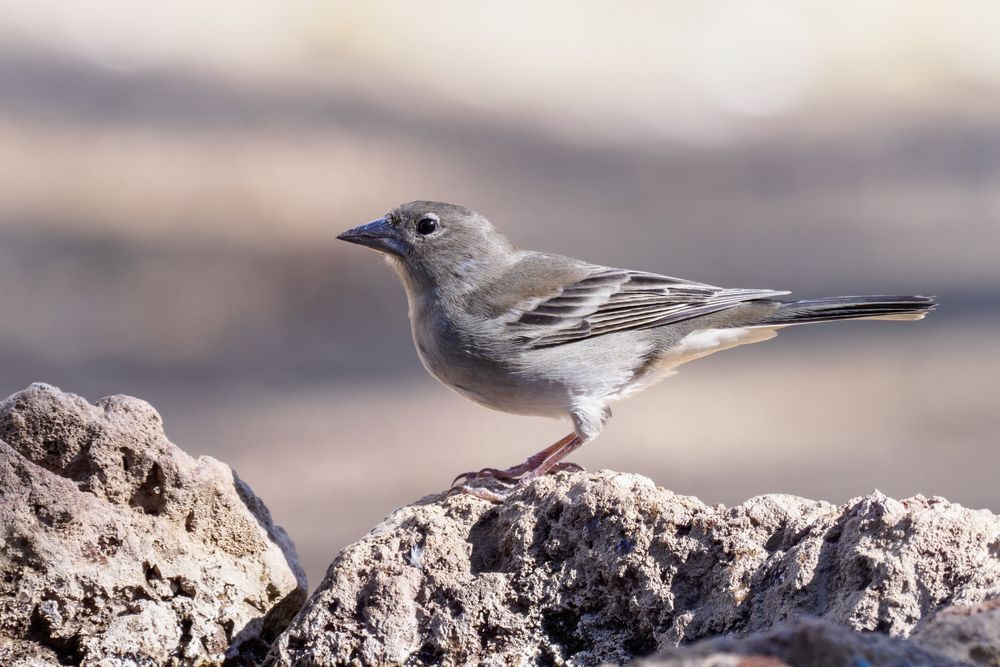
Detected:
[{"left": 0, "top": 384, "right": 306, "bottom": 666}]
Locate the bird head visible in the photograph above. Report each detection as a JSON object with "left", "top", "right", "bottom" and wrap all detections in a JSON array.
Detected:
[{"left": 338, "top": 201, "right": 515, "bottom": 293}]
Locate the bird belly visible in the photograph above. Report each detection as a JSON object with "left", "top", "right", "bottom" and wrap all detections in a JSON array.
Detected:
[
  {"left": 411, "top": 311, "right": 779, "bottom": 420},
  {"left": 423, "top": 351, "right": 572, "bottom": 419}
]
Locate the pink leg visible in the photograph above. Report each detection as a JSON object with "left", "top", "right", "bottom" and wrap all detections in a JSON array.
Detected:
[
  {"left": 520, "top": 435, "right": 583, "bottom": 480},
  {"left": 453, "top": 435, "right": 585, "bottom": 502},
  {"left": 451, "top": 433, "right": 578, "bottom": 486}
]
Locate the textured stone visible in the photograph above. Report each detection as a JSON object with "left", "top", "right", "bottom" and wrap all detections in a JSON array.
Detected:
[
  {"left": 911, "top": 596, "right": 1000, "bottom": 665},
  {"left": 267, "top": 471, "right": 1000, "bottom": 666},
  {"left": 642, "top": 616, "right": 968, "bottom": 667},
  {"left": 0, "top": 383, "right": 307, "bottom": 666},
  {"left": 647, "top": 597, "right": 1000, "bottom": 666}
]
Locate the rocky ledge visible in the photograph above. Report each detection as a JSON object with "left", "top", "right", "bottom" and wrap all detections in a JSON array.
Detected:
[
  {"left": 2, "top": 384, "right": 999, "bottom": 666},
  {"left": 268, "top": 471, "right": 1000, "bottom": 667},
  {"left": 0, "top": 384, "right": 306, "bottom": 666}
]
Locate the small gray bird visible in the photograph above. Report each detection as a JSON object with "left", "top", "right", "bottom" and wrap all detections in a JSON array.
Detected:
[{"left": 338, "top": 201, "right": 934, "bottom": 501}]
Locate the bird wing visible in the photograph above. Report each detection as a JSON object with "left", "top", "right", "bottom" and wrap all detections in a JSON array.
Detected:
[{"left": 474, "top": 255, "right": 788, "bottom": 349}]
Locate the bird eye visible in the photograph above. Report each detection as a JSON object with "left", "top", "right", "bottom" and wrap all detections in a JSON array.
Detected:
[{"left": 416, "top": 216, "right": 438, "bottom": 235}]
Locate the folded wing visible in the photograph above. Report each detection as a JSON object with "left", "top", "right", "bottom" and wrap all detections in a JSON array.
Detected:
[{"left": 500, "top": 265, "right": 787, "bottom": 349}]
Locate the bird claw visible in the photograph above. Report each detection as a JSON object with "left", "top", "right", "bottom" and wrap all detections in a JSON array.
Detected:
[
  {"left": 450, "top": 484, "right": 513, "bottom": 503},
  {"left": 449, "top": 433, "right": 585, "bottom": 501},
  {"left": 451, "top": 471, "right": 477, "bottom": 486},
  {"left": 451, "top": 467, "right": 521, "bottom": 487},
  {"left": 449, "top": 460, "right": 586, "bottom": 503},
  {"left": 451, "top": 461, "right": 584, "bottom": 487},
  {"left": 448, "top": 461, "right": 586, "bottom": 503},
  {"left": 549, "top": 461, "right": 586, "bottom": 473}
]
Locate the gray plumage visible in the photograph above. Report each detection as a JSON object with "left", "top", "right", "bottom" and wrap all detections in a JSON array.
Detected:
[{"left": 338, "top": 201, "right": 934, "bottom": 494}]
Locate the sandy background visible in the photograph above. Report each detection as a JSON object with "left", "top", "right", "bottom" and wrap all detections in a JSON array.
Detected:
[{"left": 1, "top": 0, "right": 998, "bottom": 586}]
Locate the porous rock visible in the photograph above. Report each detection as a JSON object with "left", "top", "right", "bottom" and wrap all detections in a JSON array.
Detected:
[
  {"left": 643, "top": 597, "right": 1000, "bottom": 667},
  {"left": 267, "top": 470, "right": 1000, "bottom": 666},
  {"left": 0, "top": 383, "right": 307, "bottom": 666},
  {"left": 911, "top": 596, "right": 1000, "bottom": 665},
  {"left": 641, "top": 615, "right": 969, "bottom": 667}
]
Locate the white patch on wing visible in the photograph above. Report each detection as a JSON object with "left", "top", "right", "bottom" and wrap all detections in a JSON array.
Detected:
[
  {"left": 672, "top": 327, "right": 778, "bottom": 365},
  {"left": 678, "top": 327, "right": 752, "bottom": 353}
]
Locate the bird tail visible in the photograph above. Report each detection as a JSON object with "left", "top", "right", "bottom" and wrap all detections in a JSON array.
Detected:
[{"left": 760, "top": 295, "right": 936, "bottom": 326}]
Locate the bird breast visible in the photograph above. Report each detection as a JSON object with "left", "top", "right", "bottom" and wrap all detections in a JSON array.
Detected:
[{"left": 406, "top": 299, "right": 575, "bottom": 419}]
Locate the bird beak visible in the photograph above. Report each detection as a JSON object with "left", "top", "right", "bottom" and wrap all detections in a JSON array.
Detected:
[{"left": 337, "top": 217, "right": 407, "bottom": 256}]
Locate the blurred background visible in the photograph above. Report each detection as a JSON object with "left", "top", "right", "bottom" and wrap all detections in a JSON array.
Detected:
[{"left": 1, "top": 0, "right": 998, "bottom": 587}]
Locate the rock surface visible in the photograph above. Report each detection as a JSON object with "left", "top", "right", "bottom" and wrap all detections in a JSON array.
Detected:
[
  {"left": 912, "top": 596, "right": 1000, "bottom": 666},
  {"left": 644, "top": 597, "right": 1000, "bottom": 666},
  {"left": 642, "top": 616, "right": 969, "bottom": 667},
  {"left": 0, "top": 383, "right": 307, "bottom": 666},
  {"left": 267, "top": 471, "right": 1000, "bottom": 666},
  {"left": 4, "top": 384, "right": 998, "bottom": 666}
]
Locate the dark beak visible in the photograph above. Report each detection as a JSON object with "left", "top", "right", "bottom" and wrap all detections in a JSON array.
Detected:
[{"left": 337, "top": 217, "right": 407, "bottom": 256}]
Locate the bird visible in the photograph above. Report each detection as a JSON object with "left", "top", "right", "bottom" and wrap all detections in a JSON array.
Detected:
[{"left": 338, "top": 201, "right": 935, "bottom": 502}]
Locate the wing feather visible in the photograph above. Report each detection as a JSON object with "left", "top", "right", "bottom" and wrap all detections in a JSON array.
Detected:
[{"left": 504, "top": 266, "right": 787, "bottom": 348}]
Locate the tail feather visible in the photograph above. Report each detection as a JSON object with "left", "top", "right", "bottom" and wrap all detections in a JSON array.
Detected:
[{"left": 762, "top": 295, "right": 936, "bottom": 326}]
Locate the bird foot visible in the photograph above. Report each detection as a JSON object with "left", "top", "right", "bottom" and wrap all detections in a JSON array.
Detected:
[
  {"left": 451, "top": 459, "right": 586, "bottom": 486},
  {"left": 449, "top": 461, "right": 587, "bottom": 503},
  {"left": 549, "top": 461, "right": 586, "bottom": 474},
  {"left": 449, "top": 433, "right": 585, "bottom": 502},
  {"left": 451, "top": 466, "right": 524, "bottom": 487},
  {"left": 450, "top": 483, "right": 514, "bottom": 503},
  {"left": 451, "top": 433, "right": 582, "bottom": 487}
]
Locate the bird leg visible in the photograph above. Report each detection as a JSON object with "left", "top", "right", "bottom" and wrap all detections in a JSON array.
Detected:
[
  {"left": 519, "top": 435, "right": 583, "bottom": 481},
  {"left": 451, "top": 432, "right": 578, "bottom": 486},
  {"left": 451, "top": 434, "right": 585, "bottom": 502}
]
